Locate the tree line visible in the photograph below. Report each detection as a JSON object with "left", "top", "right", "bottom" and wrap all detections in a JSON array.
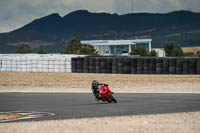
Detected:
[{"left": 16, "top": 38, "right": 200, "bottom": 57}]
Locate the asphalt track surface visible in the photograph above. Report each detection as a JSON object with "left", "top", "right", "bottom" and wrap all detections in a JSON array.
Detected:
[{"left": 0, "top": 93, "right": 200, "bottom": 122}]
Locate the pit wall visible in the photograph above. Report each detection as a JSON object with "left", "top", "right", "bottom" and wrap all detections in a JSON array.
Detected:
[
  {"left": 0, "top": 54, "right": 85, "bottom": 73},
  {"left": 72, "top": 56, "right": 200, "bottom": 74}
]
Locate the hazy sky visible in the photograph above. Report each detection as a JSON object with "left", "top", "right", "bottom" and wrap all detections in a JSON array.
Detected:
[{"left": 0, "top": 0, "right": 200, "bottom": 33}]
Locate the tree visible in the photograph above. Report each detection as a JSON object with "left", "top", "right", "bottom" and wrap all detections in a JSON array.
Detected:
[
  {"left": 131, "top": 47, "right": 149, "bottom": 56},
  {"left": 164, "top": 42, "right": 184, "bottom": 57},
  {"left": 149, "top": 50, "right": 157, "bottom": 57},
  {"left": 38, "top": 49, "right": 46, "bottom": 54},
  {"left": 64, "top": 38, "right": 82, "bottom": 54},
  {"left": 64, "top": 38, "right": 98, "bottom": 55},
  {"left": 171, "top": 47, "right": 184, "bottom": 57},
  {"left": 79, "top": 44, "right": 97, "bottom": 55},
  {"left": 16, "top": 44, "right": 32, "bottom": 54}
]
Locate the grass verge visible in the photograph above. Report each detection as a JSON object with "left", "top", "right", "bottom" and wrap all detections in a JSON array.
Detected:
[{"left": 0, "top": 113, "right": 26, "bottom": 121}]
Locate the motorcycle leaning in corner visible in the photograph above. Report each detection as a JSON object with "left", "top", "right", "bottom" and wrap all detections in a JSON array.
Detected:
[{"left": 91, "top": 80, "right": 117, "bottom": 103}]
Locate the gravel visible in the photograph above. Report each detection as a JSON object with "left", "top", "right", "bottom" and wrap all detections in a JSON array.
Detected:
[
  {"left": 0, "top": 112, "right": 200, "bottom": 133},
  {"left": 0, "top": 72, "right": 200, "bottom": 93}
]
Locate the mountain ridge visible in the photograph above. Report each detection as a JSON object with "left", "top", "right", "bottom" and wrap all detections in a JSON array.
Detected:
[{"left": 0, "top": 10, "right": 200, "bottom": 53}]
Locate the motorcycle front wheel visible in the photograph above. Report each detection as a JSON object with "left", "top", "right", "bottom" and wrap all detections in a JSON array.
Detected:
[{"left": 108, "top": 95, "right": 117, "bottom": 103}]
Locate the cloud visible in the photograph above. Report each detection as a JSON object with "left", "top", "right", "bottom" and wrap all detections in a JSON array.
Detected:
[
  {"left": 0, "top": 0, "right": 116, "bottom": 32},
  {"left": 0, "top": 0, "right": 200, "bottom": 33},
  {"left": 114, "top": 0, "right": 200, "bottom": 14}
]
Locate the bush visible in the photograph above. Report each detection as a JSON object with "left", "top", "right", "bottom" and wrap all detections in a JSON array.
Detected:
[
  {"left": 38, "top": 49, "right": 46, "bottom": 54},
  {"left": 149, "top": 50, "right": 157, "bottom": 57},
  {"left": 171, "top": 47, "right": 184, "bottom": 57},
  {"left": 164, "top": 41, "right": 184, "bottom": 57},
  {"left": 131, "top": 47, "right": 149, "bottom": 56},
  {"left": 16, "top": 44, "right": 32, "bottom": 54},
  {"left": 64, "top": 38, "right": 98, "bottom": 55}
]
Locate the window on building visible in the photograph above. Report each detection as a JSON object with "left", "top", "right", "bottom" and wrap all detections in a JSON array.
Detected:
[
  {"left": 132, "top": 43, "right": 149, "bottom": 51},
  {"left": 110, "top": 45, "right": 129, "bottom": 54}
]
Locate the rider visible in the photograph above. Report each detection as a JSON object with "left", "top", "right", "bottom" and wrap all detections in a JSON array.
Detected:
[
  {"left": 91, "top": 80, "right": 113, "bottom": 101},
  {"left": 91, "top": 80, "right": 103, "bottom": 101}
]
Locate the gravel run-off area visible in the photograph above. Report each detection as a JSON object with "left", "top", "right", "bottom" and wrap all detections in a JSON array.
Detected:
[
  {"left": 0, "top": 72, "right": 200, "bottom": 133},
  {"left": 0, "top": 112, "right": 200, "bottom": 133},
  {"left": 0, "top": 72, "right": 200, "bottom": 93}
]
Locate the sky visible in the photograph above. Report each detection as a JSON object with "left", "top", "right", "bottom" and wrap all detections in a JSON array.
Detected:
[{"left": 0, "top": 0, "right": 200, "bottom": 33}]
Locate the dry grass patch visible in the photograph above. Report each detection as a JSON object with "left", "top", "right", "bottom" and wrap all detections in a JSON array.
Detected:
[
  {"left": 0, "top": 113, "right": 23, "bottom": 121},
  {"left": 182, "top": 46, "right": 200, "bottom": 54}
]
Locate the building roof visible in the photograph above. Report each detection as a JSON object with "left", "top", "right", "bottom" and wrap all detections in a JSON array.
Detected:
[{"left": 81, "top": 39, "right": 152, "bottom": 46}]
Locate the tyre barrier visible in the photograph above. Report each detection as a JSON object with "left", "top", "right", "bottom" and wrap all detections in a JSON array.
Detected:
[
  {"left": 89, "top": 57, "right": 96, "bottom": 73},
  {"left": 197, "top": 58, "right": 200, "bottom": 74},
  {"left": 107, "top": 58, "right": 113, "bottom": 73},
  {"left": 143, "top": 58, "right": 150, "bottom": 74},
  {"left": 150, "top": 58, "right": 156, "bottom": 74},
  {"left": 95, "top": 57, "right": 101, "bottom": 73},
  {"left": 117, "top": 57, "right": 124, "bottom": 74},
  {"left": 77, "top": 57, "right": 84, "bottom": 73},
  {"left": 124, "top": 58, "right": 131, "bottom": 74},
  {"left": 169, "top": 58, "right": 176, "bottom": 74},
  {"left": 189, "top": 58, "right": 197, "bottom": 74},
  {"left": 131, "top": 58, "right": 137, "bottom": 74},
  {"left": 183, "top": 58, "right": 190, "bottom": 74},
  {"left": 156, "top": 58, "right": 163, "bottom": 74},
  {"left": 101, "top": 57, "right": 107, "bottom": 73},
  {"left": 176, "top": 58, "right": 183, "bottom": 74},
  {"left": 83, "top": 57, "right": 89, "bottom": 73},
  {"left": 72, "top": 57, "right": 199, "bottom": 75},
  {"left": 137, "top": 58, "right": 144, "bottom": 74},
  {"left": 163, "top": 58, "right": 169, "bottom": 74},
  {"left": 112, "top": 57, "right": 118, "bottom": 74},
  {"left": 71, "top": 58, "right": 77, "bottom": 73}
]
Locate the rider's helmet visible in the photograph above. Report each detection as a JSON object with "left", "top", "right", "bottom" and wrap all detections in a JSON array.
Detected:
[{"left": 92, "top": 80, "right": 99, "bottom": 88}]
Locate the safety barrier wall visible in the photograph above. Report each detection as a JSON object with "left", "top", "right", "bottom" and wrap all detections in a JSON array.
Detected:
[
  {"left": 0, "top": 54, "right": 85, "bottom": 73},
  {"left": 71, "top": 56, "right": 200, "bottom": 74}
]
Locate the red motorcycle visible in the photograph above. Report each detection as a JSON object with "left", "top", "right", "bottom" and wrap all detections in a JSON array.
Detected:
[{"left": 97, "top": 84, "right": 117, "bottom": 103}]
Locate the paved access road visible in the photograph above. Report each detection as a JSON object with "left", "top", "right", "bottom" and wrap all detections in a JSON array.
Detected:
[{"left": 0, "top": 93, "right": 200, "bottom": 122}]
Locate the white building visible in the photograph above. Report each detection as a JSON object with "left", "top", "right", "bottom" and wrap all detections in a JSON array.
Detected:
[
  {"left": 81, "top": 39, "right": 152, "bottom": 56},
  {"left": 153, "top": 48, "right": 166, "bottom": 57}
]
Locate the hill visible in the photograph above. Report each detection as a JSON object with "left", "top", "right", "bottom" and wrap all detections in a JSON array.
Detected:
[{"left": 0, "top": 10, "right": 200, "bottom": 53}]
